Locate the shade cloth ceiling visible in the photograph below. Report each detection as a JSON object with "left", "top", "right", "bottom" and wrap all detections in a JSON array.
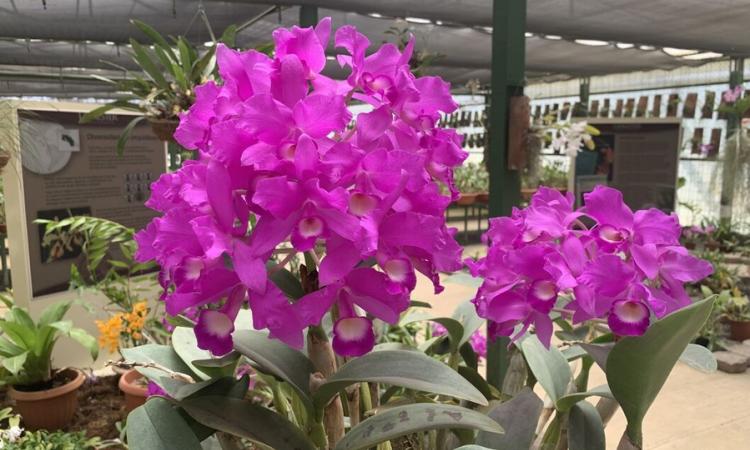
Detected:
[{"left": 0, "top": 0, "right": 747, "bottom": 97}]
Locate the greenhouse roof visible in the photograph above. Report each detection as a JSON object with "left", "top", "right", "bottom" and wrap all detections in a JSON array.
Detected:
[{"left": 0, "top": 0, "right": 748, "bottom": 97}]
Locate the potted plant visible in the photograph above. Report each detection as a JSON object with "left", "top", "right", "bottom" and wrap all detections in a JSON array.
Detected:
[
  {"left": 717, "top": 289, "right": 750, "bottom": 341},
  {"left": 454, "top": 162, "right": 489, "bottom": 205},
  {"left": 0, "top": 298, "right": 98, "bottom": 430},
  {"left": 80, "top": 20, "right": 238, "bottom": 154}
]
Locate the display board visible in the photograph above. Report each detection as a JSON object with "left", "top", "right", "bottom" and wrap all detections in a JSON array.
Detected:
[
  {"left": 2, "top": 102, "right": 166, "bottom": 300},
  {"left": 575, "top": 118, "right": 681, "bottom": 212}
]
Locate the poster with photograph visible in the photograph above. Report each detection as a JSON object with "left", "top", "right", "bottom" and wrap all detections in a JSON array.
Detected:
[{"left": 18, "top": 109, "right": 166, "bottom": 297}]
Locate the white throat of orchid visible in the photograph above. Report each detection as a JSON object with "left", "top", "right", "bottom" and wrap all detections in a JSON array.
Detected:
[
  {"left": 613, "top": 301, "right": 649, "bottom": 323},
  {"left": 203, "top": 310, "right": 234, "bottom": 337},
  {"left": 383, "top": 258, "right": 411, "bottom": 283},
  {"left": 336, "top": 317, "right": 370, "bottom": 341},
  {"left": 599, "top": 225, "right": 624, "bottom": 243},
  {"left": 532, "top": 280, "right": 557, "bottom": 301},
  {"left": 298, "top": 216, "right": 324, "bottom": 238},
  {"left": 349, "top": 193, "right": 378, "bottom": 216}
]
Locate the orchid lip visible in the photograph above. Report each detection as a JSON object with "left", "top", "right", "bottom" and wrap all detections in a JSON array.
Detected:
[
  {"left": 298, "top": 216, "right": 324, "bottom": 238},
  {"left": 349, "top": 193, "right": 378, "bottom": 216},
  {"left": 599, "top": 225, "right": 625, "bottom": 243},
  {"left": 202, "top": 310, "right": 234, "bottom": 337},
  {"left": 383, "top": 258, "right": 411, "bottom": 283}
]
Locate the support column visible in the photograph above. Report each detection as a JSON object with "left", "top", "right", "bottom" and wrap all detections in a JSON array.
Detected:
[
  {"left": 720, "top": 57, "right": 745, "bottom": 222},
  {"left": 299, "top": 5, "right": 318, "bottom": 27},
  {"left": 574, "top": 77, "right": 591, "bottom": 117},
  {"left": 486, "top": 0, "right": 526, "bottom": 390}
]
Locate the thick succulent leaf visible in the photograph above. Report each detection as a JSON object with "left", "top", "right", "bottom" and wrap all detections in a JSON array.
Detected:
[
  {"left": 401, "top": 311, "right": 464, "bottom": 352},
  {"left": 232, "top": 330, "right": 314, "bottom": 412},
  {"left": 679, "top": 343, "right": 717, "bottom": 373},
  {"left": 127, "top": 398, "right": 203, "bottom": 450},
  {"left": 568, "top": 401, "right": 606, "bottom": 450},
  {"left": 313, "top": 350, "right": 488, "bottom": 408},
  {"left": 606, "top": 297, "right": 714, "bottom": 446},
  {"left": 268, "top": 266, "right": 305, "bottom": 300},
  {"left": 121, "top": 344, "right": 195, "bottom": 397},
  {"left": 334, "top": 404, "right": 504, "bottom": 450},
  {"left": 555, "top": 385, "right": 613, "bottom": 412},
  {"left": 520, "top": 335, "right": 571, "bottom": 402},
  {"left": 192, "top": 351, "right": 241, "bottom": 369},
  {"left": 580, "top": 343, "right": 614, "bottom": 372},
  {"left": 452, "top": 300, "right": 484, "bottom": 347},
  {"left": 180, "top": 395, "right": 315, "bottom": 450},
  {"left": 174, "top": 375, "right": 250, "bottom": 402},
  {"left": 458, "top": 365, "right": 493, "bottom": 401},
  {"left": 172, "top": 327, "right": 230, "bottom": 380},
  {"left": 476, "top": 388, "right": 543, "bottom": 450}
]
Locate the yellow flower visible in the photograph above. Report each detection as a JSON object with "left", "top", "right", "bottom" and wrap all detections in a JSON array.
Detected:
[{"left": 96, "top": 313, "right": 124, "bottom": 353}]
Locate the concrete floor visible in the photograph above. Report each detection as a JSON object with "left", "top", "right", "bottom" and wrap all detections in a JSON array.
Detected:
[{"left": 415, "top": 272, "right": 750, "bottom": 450}]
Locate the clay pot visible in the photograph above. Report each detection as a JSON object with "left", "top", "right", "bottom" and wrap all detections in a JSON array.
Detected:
[
  {"left": 149, "top": 119, "right": 179, "bottom": 143},
  {"left": 9, "top": 368, "right": 84, "bottom": 430},
  {"left": 727, "top": 319, "right": 750, "bottom": 341},
  {"left": 456, "top": 193, "right": 478, "bottom": 206},
  {"left": 476, "top": 192, "right": 490, "bottom": 203},
  {"left": 119, "top": 369, "right": 148, "bottom": 413}
]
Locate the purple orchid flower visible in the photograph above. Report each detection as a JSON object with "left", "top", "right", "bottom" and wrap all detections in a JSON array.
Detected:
[
  {"left": 135, "top": 18, "right": 465, "bottom": 357},
  {"left": 468, "top": 185, "right": 713, "bottom": 347},
  {"left": 723, "top": 85, "right": 743, "bottom": 103}
]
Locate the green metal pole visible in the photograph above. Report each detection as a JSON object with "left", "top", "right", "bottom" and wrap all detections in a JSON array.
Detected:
[
  {"left": 574, "top": 77, "right": 591, "bottom": 117},
  {"left": 486, "top": 0, "right": 526, "bottom": 390},
  {"left": 720, "top": 57, "right": 745, "bottom": 222},
  {"left": 299, "top": 5, "right": 318, "bottom": 27}
]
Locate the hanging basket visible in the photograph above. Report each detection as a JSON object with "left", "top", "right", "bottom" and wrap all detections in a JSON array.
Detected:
[{"left": 149, "top": 119, "right": 179, "bottom": 143}]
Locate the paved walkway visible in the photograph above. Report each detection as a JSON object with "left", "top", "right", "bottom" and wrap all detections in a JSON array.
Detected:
[{"left": 414, "top": 273, "right": 750, "bottom": 450}]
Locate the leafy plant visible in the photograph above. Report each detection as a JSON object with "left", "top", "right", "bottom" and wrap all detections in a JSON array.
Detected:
[
  {"left": 717, "top": 288, "right": 750, "bottom": 322},
  {"left": 0, "top": 299, "right": 98, "bottom": 388},
  {"left": 38, "top": 216, "right": 166, "bottom": 347},
  {"left": 454, "top": 162, "right": 489, "bottom": 193},
  {"left": 80, "top": 20, "right": 238, "bottom": 154}
]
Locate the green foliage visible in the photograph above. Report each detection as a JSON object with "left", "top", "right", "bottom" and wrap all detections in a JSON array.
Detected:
[
  {"left": 38, "top": 215, "right": 167, "bottom": 346},
  {"left": 0, "top": 300, "right": 97, "bottom": 387},
  {"left": 81, "top": 20, "right": 239, "bottom": 154},
  {"left": 1, "top": 430, "right": 103, "bottom": 450},
  {"left": 454, "top": 162, "right": 489, "bottom": 193}
]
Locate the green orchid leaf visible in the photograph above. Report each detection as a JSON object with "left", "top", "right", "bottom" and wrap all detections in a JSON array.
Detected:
[
  {"left": 127, "top": 398, "right": 203, "bottom": 450},
  {"left": 334, "top": 403, "right": 503, "bottom": 450},
  {"left": 520, "top": 335, "right": 571, "bottom": 402},
  {"left": 232, "top": 330, "right": 315, "bottom": 413},
  {"left": 568, "top": 401, "right": 606, "bottom": 450},
  {"left": 606, "top": 297, "right": 715, "bottom": 447},
  {"left": 121, "top": 344, "right": 195, "bottom": 397},
  {"left": 313, "top": 350, "right": 488, "bottom": 408},
  {"left": 679, "top": 343, "right": 717, "bottom": 373},
  {"left": 180, "top": 395, "right": 315, "bottom": 450},
  {"left": 476, "top": 388, "right": 543, "bottom": 450},
  {"left": 555, "top": 385, "right": 614, "bottom": 412}
]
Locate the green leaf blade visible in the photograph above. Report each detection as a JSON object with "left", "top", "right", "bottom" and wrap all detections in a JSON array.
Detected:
[{"left": 127, "top": 398, "right": 203, "bottom": 450}]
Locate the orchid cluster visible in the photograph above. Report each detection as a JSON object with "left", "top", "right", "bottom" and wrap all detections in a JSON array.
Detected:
[
  {"left": 135, "top": 18, "right": 465, "bottom": 357},
  {"left": 468, "top": 186, "right": 713, "bottom": 347}
]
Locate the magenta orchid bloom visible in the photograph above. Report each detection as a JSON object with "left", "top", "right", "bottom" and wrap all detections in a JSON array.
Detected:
[
  {"left": 135, "top": 18, "right": 466, "bottom": 357},
  {"left": 468, "top": 185, "right": 713, "bottom": 347},
  {"left": 723, "top": 85, "right": 743, "bottom": 103}
]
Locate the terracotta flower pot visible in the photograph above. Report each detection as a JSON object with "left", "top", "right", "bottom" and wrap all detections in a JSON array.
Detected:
[
  {"left": 476, "top": 192, "right": 490, "bottom": 203},
  {"left": 456, "top": 193, "right": 478, "bottom": 205},
  {"left": 9, "top": 368, "right": 84, "bottom": 430},
  {"left": 727, "top": 319, "right": 750, "bottom": 341},
  {"left": 149, "top": 119, "right": 179, "bottom": 143},
  {"left": 119, "top": 369, "right": 148, "bottom": 413}
]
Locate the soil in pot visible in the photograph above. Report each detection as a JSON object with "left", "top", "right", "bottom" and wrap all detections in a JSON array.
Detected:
[
  {"left": 9, "top": 368, "right": 84, "bottom": 430},
  {"left": 728, "top": 319, "right": 750, "bottom": 341},
  {"left": 118, "top": 368, "right": 149, "bottom": 413}
]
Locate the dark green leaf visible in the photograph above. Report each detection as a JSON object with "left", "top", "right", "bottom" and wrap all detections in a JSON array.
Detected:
[
  {"left": 568, "top": 401, "right": 606, "bottom": 450},
  {"left": 174, "top": 375, "right": 249, "bottom": 401},
  {"left": 580, "top": 343, "right": 614, "bottom": 372},
  {"left": 313, "top": 350, "right": 488, "bottom": 408},
  {"left": 129, "top": 39, "right": 169, "bottom": 89},
  {"left": 409, "top": 300, "right": 432, "bottom": 309},
  {"left": 401, "top": 312, "right": 464, "bottom": 352},
  {"left": 268, "top": 266, "right": 305, "bottom": 300},
  {"left": 476, "top": 388, "right": 542, "bottom": 450},
  {"left": 172, "top": 326, "right": 226, "bottom": 380},
  {"left": 127, "top": 398, "right": 203, "bottom": 450},
  {"left": 458, "top": 365, "right": 492, "bottom": 400},
  {"left": 606, "top": 297, "right": 715, "bottom": 446},
  {"left": 192, "top": 351, "right": 240, "bottom": 369},
  {"left": 460, "top": 341, "right": 478, "bottom": 369},
  {"left": 520, "top": 335, "right": 571, "bottom": 402},
  {"left": 555, "top": 385, "right": 613, "bottom": 412},
  {"left": 79, "top": 100, "right": 140, "bottom": 124},
  {"left": 131, "top": 20, "right": 177, "bottom": 61},
  {"left": 334, "top": 403, "right": 504, "bottom": 450},
  {"left": 117, "top": 116, "right": 147, "bottom": 155},
  {"left": 232, "top": 330, "right": 314, "bottom": 412},
  {"left": 180, "top": 396, "right": 315, "bottom": 450}
]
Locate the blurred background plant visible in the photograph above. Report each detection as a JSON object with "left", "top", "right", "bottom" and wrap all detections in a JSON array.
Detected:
[{"left": 453, "top": 162, "right": 489, "bottom": 194}]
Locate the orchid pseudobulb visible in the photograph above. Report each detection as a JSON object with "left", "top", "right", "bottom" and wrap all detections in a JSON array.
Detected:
[
  {"left": 467, "top": 186, "right": 713, "bottom": 347},
  {"left": 135, "top": 18, "right": 466, "bottom": 357}
]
